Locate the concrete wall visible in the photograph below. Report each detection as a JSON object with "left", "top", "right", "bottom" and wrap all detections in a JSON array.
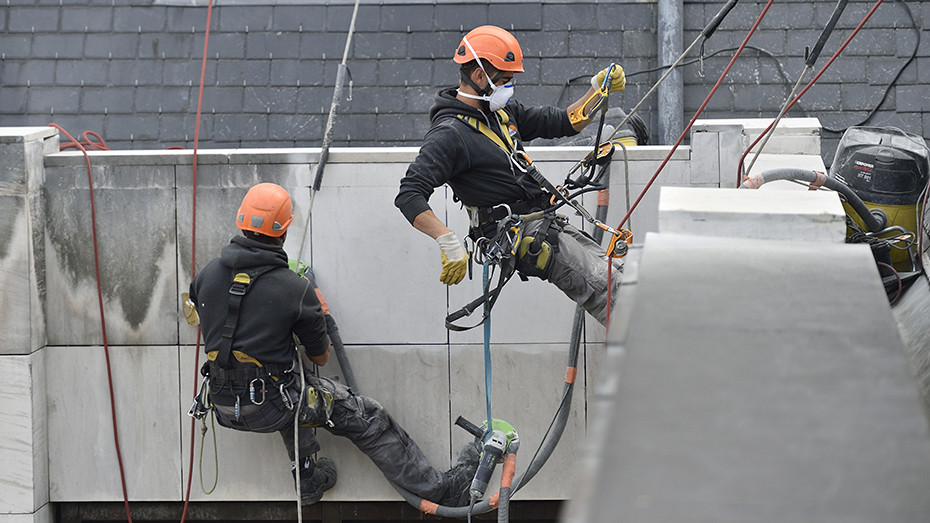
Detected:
[{"left": 0, "top": 1, "right": 927, "bottom": 164}]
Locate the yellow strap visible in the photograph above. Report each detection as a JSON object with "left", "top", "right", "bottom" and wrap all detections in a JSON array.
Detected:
[
  {"left": 206, "top": 349, "right": 263, "bottom": 367},
  {"left": 456, "top": 109, "right": 515, "bottom": 154}
]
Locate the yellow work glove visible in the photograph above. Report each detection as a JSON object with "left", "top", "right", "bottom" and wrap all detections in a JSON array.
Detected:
[
  {"left": 591, "top": 65, "right": 626, "bottom": 92},
  {"left": 436, "top": 231, "right": 467, "bottom": 285}
]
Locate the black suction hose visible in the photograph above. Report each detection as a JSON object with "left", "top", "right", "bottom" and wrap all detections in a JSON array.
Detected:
[
  {"left": 740, "top": 168, "right": 883, "bottom": 232},
  {"left": 304, "top": 268, "right": 360, "bottom": 391}
]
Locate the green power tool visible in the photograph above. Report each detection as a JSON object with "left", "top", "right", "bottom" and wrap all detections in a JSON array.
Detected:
[{"left": 455, "top": 416, "right": 519, "bottom": 499}]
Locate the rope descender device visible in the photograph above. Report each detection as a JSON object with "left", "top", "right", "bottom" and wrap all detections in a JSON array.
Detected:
[
  {"left": 606, "top": 228, "right": 634, "bottom": 258},
  {"left": 568, "top": 62, "right": 617, "bottom": 127}
]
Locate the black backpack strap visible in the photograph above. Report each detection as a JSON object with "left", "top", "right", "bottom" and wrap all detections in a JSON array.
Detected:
[{"left": 216, "top": 265, "right": 280, "bottom": 369}]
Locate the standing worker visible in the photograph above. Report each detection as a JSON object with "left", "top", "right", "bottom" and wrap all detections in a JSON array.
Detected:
[
  {"left": 188, "top": 182, "right": 480, "bottom": 506},
  {"left": 394, "top": 25, "right": 627, "bottom": 325}
]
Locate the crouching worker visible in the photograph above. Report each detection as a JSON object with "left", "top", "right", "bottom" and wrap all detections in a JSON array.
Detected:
[{"left": 187, "top": 182, "right": 479, "bottom": 506}]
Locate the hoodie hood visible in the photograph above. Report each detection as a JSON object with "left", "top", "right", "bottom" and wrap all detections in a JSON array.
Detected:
[
  {"left": 220, "top": 235, "right": 289, "bottom": 271},
  {"left": 429, "top": 87, "right": 487, "bottom": 124}
]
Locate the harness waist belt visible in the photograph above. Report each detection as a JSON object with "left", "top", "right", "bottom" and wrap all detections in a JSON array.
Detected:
[{"left": 471, "top": 195, "right": 552, "bottom": 225}]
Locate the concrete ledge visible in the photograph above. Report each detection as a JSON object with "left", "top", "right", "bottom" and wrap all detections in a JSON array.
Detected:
[{"left": 658, "top": 186, "right": 847, "bottom": 243}]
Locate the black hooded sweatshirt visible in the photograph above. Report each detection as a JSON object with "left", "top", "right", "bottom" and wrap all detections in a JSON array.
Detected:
[
  {"left": 394, "top": 87, "right": 578, "bottom": 224},
  {"left": 190, "top": 235, "right": 328, "bottom": 367}
]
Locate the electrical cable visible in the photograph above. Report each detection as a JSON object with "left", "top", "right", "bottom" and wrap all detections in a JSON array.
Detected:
[
  {"left": 878, "top": 261, "right": 904, "bottom": 305},
  {"left": 615, "top": 0, "right": 776, "bottom": 231},
  {"left": 48, "top": 123, "right": 133, "bottom": 522}
]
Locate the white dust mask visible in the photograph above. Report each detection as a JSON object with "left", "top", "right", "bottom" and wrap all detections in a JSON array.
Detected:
[{"left": 457, "top": 35, "right": 515, "bottom": 111}]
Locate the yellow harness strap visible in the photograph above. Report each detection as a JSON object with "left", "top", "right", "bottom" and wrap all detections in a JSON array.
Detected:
[
  {"left": 206, "top": 349, "right": 263, "bottom": 368},
  {"left": 456, "top": 109, "right": 515, "bottom": 154}
]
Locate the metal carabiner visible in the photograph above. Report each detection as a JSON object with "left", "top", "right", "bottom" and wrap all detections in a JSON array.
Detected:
[
  {"left": 249, "top": 378, "right": 266, "bottom": 405},
  {"left": 280, "top": 383, "right": 294, "bottom": 411}
]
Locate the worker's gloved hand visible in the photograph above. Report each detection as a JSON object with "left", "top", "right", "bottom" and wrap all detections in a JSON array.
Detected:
[
  {"left": 591, "top": 65, "right": 626, "bottom": 92},
  {"left": 436, "top": 231, "right": 467, "bottom": 285}
]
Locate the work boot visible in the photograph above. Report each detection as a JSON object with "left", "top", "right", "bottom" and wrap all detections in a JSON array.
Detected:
[
  {"left": 438, "top": 441, "right": 481, "bottom": 507},
  {"left": 292, "top": 456, "right": 337, "bottom": 505}
]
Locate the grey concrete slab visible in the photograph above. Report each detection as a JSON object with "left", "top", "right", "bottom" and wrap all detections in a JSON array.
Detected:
[
  {"left": 567, "top": 233, "right": 930, "bottom": 522},
  {"left": 891, "top": 274, "right": 930, "bottom": 425}
]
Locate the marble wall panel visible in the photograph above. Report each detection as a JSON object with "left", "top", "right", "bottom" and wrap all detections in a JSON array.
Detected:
[
  {"left": 44, "top": 165, "right": 179, "bottom": 346},
  {"left": 658, "top": 186, "right": 847, "bottom": 243},
  {"left": 310, "top": 164, "right": 449, "bottom": 345},
  {"left": 47, "top": 346, "right": 181, "bottom": 501},
  {"left": 0, "top": 352, "right": 47, "bottom": 513},
  {"left": 572, "top": 233, "right": 930, "bottom": 521}
]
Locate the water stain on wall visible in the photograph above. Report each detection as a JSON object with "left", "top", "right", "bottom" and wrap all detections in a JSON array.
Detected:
[{"left": 45, "top": 185, "right": 174, "bottom": 330}]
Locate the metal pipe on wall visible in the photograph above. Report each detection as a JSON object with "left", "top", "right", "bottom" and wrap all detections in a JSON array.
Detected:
[{"left": 657, "top": 0, "right": 684, "bottom": 145}]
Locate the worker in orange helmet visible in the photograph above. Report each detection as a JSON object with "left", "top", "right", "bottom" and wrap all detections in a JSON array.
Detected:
[
  {"left": 188, "top": 182, "right": 480, "bottom": 507},
  {"left": 395, "top": 26, "right": 627, "bottom": 325}
]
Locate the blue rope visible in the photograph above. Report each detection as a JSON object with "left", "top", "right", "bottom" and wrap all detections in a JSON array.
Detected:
[{"left": 482, "top": 260, "right": 493, "bottom": 436}]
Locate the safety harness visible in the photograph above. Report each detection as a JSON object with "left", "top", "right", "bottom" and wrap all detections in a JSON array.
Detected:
[
  {"left": 444, "top": 110, "right": 567, "bottom": 331},
  {"left": 189, "top": 266, "right": 334, "bottom": 430}
]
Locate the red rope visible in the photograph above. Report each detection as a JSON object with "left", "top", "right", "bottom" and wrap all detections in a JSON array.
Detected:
[
  {"left": 181, "top": 1, "right": 214, "bottom": 521},
  {"left": 48, "top": 122, "right": 133, "bottom": 522},
  {"left": 58, "top": 130, "right": 110, "bottom": 151},
  {"left": 614, "top": 0, "right": 775, "bottom": 231},
  {"left": 735, "top": 0, "right": 885, "bottom": 186}
]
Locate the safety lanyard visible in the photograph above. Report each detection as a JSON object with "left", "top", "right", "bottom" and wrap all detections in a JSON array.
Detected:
[{"left": 456, "top": 109, "right": 516, "bottom": 155}]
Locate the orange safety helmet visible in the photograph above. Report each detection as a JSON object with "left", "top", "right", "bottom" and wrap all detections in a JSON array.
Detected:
[
  {"left": 236, "top": 182, "right": 293, "bottom": 238},
  {"left": 453, "top": 25, "right": 524, "bottom": 73}
]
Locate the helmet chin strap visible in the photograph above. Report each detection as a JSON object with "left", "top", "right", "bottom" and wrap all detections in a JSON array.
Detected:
[
  {"left": 460, "top": 69, "right": 492, "bottom": 97},
  {"left": 458, "top": 35, "right": 505, "bottom": 98}
]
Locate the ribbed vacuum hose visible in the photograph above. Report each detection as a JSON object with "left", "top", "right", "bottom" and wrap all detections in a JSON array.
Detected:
[{"left": 740, "top": 168, "right": 883, "bottom": 232}]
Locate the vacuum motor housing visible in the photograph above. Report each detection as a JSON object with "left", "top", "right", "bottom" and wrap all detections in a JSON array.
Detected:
[{"left": 828, "top": 127, "right": 929, "bottom": 273}]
